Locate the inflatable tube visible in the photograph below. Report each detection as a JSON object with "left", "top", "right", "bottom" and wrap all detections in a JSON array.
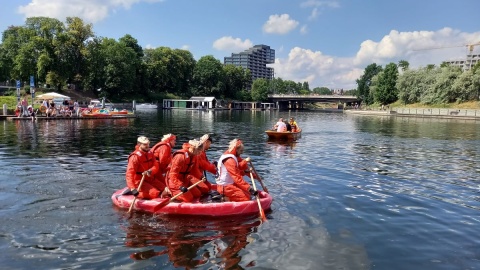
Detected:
[
  {"left": 40, "top": 105, "right": 47, "bottom": 113},
  {"left": 111, "top": 184, "right": 272, "bottom": 216}
]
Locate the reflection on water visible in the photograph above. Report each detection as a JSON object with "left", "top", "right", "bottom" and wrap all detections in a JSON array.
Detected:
[
  {"left": 0, "top": 111, "right": 479, "bottom": 269},
  {"left": 123, "top": 212, "right": 261, "bottom": 269}
]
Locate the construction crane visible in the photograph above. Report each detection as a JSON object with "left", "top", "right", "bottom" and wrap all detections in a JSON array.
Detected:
[
  {"left": 414, "top": 42, "right": 479, "bottom": 52},
  {"left": 413, "top": 41, "right": 480, "bottom": 71}
]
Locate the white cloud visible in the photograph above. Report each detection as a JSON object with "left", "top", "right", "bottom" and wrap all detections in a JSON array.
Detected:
[
  {"left": 300, "top": 25, "right": 308, "bottom": 35},
  {"left": 212, "top": 36, "right": 253, "bottom": 53},
  {"left": 263, "top": 14, "right": 299, "bottom": 35},
  {"left": 300, "top": 0, "right": 340, "bottom": 8},
  {"left": 308, "top": 7, "right": 319, "bottom": 20},
  {"left": 353, "top": 28, "right": 480, "bottom": 66},
  {"left": 17, "top": 0, "right": 164, "bottom": 23},
  {"left": 301, "top": 0, "right": 340, "bottom": 19},
  {"left": 274, "top": 28, "right": 480, "bottom": 89},
  {"left": 273, "top": 47, "right": 338, "bottom": 87}
]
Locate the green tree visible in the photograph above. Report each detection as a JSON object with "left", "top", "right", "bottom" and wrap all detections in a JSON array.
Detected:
[
  {"left": 356, "top": 63, "right": 382, "bottom": 105},
  {"left": 374, "top": 62, "right": 398, "bottom": 104},
  {"left": 302, "top": 81, "right": 310, "bottom": 91},
  {"left": 451, "top": 69, "right": 480, "bottom": 102},
  {"left": 440, "top": 61, "right": 451, "bottom": 68},
  {"left": 251, "top": 78, "right": 269, "bottom": 101},
  {"left": 312, "top": 86, "right": 332, "bottom": 95},
  {"left": 83, "top": 37, "right": 106, "bottom": 95},
  {"left": 285, "top": 80, "right": 299, "bottom": 94},
  {"left": 421, "top": 65, "right": 461, "bottom": 104},
  {"left": 398, "top": 60, "right": 409, "bottom": 71},
  {"left": 119, "top": 34, "right": 144, "bottom": 95},
  {"left": 223, "top": 64, "right": 250, "bottom": 99},
  {"left": 102, "top": 38, "right": 136, "bottom": 100},
  {"left": 26, "top": 17, "right": 66, "bottom": 91},
  {"left": 173, "top": 49, "right": 196, "bottom": 97},
  {"left": 270, "top": 77, "right": 286, "bottom": 94},
  {"left": 396, "top": 68, "right": 427, "bottom": 104},
  {"left": 191, "top": 55, "right": 224, "bottom": 96}
]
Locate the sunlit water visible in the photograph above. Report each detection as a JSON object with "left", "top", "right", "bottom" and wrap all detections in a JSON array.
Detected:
[{"left": 0, "top": 110, "right": 479, "bottom": 269}]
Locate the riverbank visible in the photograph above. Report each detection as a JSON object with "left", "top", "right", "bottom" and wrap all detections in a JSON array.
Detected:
[{"left": 345, "top": 107, "right": 480, "bottom": 120}]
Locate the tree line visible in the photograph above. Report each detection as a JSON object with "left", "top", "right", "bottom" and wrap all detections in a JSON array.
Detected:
[
  {"left": 356, "top": 60, "right": 480, "bottom": 106},
  {"left": 0, "top": 16, "right": 316, "bottom": 102}
]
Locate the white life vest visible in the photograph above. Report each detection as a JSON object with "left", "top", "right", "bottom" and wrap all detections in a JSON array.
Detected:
[{"left": 215, "top": 154, "right": 238, "bottom": 185}]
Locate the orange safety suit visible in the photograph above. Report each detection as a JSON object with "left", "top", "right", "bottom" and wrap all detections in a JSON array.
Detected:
[
  {"left": 216, "top": 152, "right": 251, "bottom": 202},
  {"left": 166, "top": 146, "right": 202, "bottom": 202},
  {"left": 151, "top": 141, "right": 173, "bottom": 186},
  {"left": 125, "top": 146, "right": 162, "bottom": 199},
  {"left": 189, "top": 150, "right": 217, "bottom": 193}
]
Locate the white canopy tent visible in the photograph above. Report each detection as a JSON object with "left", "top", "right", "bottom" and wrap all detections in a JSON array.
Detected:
[{"left": 36, "top": 92, "right": 71, "bottom": 100}]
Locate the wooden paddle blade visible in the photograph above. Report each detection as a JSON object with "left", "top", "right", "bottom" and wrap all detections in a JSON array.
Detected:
[
  {"left": 250, "top": 171, "right": 267, "bottom": 222},
  {"left": 249, "top": 161, "right": 269, "bottom": 194},
  {"left": 259, "top": 204, "right": 267, "bottom": 221},
  {"left": 127, "top": 174, "right": 146, "bottom": 214}
]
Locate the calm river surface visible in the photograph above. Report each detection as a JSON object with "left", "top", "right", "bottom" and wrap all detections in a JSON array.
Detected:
[{"left": 0, "top": 110, "right": 479, "bottom": 270}]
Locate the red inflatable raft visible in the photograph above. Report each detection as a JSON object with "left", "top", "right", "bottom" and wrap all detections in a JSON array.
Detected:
[{"left": 111, "top": 185, "right": 273, "bottom": 216}]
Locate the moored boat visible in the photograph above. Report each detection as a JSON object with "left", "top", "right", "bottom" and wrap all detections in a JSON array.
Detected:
[
  {"left": 111, "top": 185, "right": 272, "bottom": 216},
  {"left": 109, "top": 109, "right": 130, "bottom": 115},
  {"left": 265, "top": 128, "right": 302, "bottom": 141},
  {"left": 135, "top": 103, "right": 158, "bottom": 110}
]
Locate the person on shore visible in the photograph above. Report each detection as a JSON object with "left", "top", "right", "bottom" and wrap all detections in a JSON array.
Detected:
[
  {"left": 215, "top": 139, "right": 258, "bottom": 202},
  {"left": 125, "top": 136, "right": 164, "bottom": 199},
  {"left": 151, "top": 133, "right": 177, "bottom": 194},
  {"left": 41, "top": 99, "right": 49, "bottom": 116},
  {"left": 166, "top": 139, "right": 205, "bottom": 202},
  {"left": 21, "top": 96, "right": 28, "bottom": 117},
  {"left": 47, "top": 100, "right": 56, "bottom": 117},
  {"left": 273, "top": 118, "right": 287, "bottom": 132},
  {"left": 73, "top": 100, "right": 79, "bottom": 116}
]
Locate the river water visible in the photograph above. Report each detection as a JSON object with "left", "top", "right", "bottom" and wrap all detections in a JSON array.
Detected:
[{"left": 0, "top": 110, "right": 479, "bottom": 270}]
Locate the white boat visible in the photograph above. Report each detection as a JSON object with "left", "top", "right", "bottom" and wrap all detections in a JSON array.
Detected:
[
  {"left": 88, "top": 99, "right": 114, "bottom": 110},
  {"left": 135, "top": 103, "right": 158, "bottom": 110}
]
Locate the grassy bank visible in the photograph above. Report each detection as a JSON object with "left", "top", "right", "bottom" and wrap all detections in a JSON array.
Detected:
[{"left": 389, "top": 101, "right": 480, "bottom": 109}]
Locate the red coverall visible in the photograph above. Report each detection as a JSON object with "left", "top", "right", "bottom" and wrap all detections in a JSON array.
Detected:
[
  {"left": 125, "top": 147, "right": 162, "bottom": 199},
  {"left": 166, "top": 148, "right": 202, "bottom": 202},
  {"left": 151, "top": 141, "right": 172, "bottom": 186},
  {"left": 217, "top": 154, "right": 252, "bottom": 202},
  {"left": 189, "top": 150, "right": 216, "bottom": 193}
]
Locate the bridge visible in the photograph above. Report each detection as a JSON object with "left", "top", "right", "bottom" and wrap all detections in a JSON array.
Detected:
[{"left": 268, "top": 94, "right": 360, "bottom": 109}]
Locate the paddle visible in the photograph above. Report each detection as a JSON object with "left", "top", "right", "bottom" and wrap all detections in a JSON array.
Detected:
[
  {"left": 249, "top": 161, "right": 269, "bottom": 193},
  {"left": 250, "top": 171, "right": 267, "bottom": 222},
  {"left": 127, "top": 174, "right": 146, "bottom": 214},
  {"left": 152, "top": 178, "right": 206, "bottom": 212}
]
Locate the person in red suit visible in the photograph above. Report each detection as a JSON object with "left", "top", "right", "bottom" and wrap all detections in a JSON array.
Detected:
[
  {"left": 151, "top": 133, "right": 177, "bottom": 197},
  {"left": 215, "top": 139, "right": 258, "bottom": 201},
  {"left": 189, "top": 134, "right": 217, "bottom": 194},
  {"left": 166, "top": 139, "right": 205, "bottom": 202},
  {"left": 125, "top": 136, "right": 164, "bottom": 199}
]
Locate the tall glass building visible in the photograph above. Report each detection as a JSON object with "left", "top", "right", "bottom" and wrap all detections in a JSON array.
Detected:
[{"left": 224, "top": 45, "right": 275, "bottom": 84}]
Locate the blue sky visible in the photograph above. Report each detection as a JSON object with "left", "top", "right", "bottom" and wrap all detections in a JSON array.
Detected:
[{"left": 1, "top": 0, "right": 479, "bottom": 89}]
